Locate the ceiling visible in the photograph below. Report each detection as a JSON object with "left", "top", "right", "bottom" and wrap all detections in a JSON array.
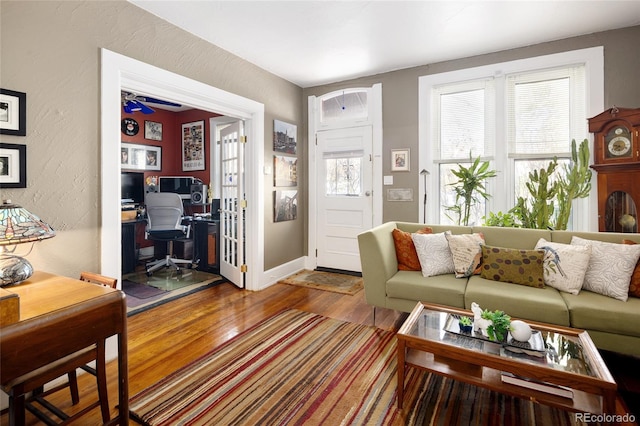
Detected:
[{"left": 130, "top": 1, "right": 640, "bottom": 88}]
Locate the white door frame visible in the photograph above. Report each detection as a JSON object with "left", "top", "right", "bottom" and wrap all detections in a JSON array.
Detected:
[
  {"left": 307, "top": 83, "right": 383, "bottom": 271},
  {"left": 100, "top": 49, "right": 265, "bottom": 291}
]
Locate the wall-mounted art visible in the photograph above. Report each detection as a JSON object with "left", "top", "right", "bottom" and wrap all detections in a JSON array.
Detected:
[
  {"left": 274, "top": 119, "right": 297, "bottom": 155},
  {"left": 0, "top": 89, "right": 26, "bottom": 136},
  {"left": 391, "top": 148, "right": 410, "bottom": 172},
  {"left": 0, "top": 143, "right": 26, "bottom": 188},
  {"left": 274, "top": 155, "right": 298, "bottom": 187},
  {"left": 121, "top": 142, "right": 162, "bottom": 171},
  {"left": 182, "top": 120, "right": 205, "bottom": 171},
  {"left": 144, "top": 120, "right": 163, "bottom": 141},
  {"left": 274, "top": 189, "right": 298, "bottom": 222},
  {"left": 387, "top": 188, "right": 413, "bottom": 202}
]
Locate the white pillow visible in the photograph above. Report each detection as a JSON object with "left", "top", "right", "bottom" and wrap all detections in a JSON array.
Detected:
[
  {"left": 534, "top": 238, "right": 591, "bottom": 295},
  {"left": 412, "top": 232, "right": 455, "bottom": 277},
  {"left": 571, "top": 236, "right": 640, "bottom": 301},
  {"left": 446, "top": 233, "right": 485, "bottom": 278}
]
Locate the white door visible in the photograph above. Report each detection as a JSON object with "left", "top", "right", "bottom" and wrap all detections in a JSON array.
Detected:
[
  {"left": 316, "top": 126, "right": 373, "bottom": 272},
  {"left": 220, "top": 121, "right": 245, "bottom": 288}
]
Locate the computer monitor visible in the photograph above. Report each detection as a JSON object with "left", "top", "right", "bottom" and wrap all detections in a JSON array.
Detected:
[
  {"left": 121, "top": 171, "right": 145, "bottom": 205},
  {"left": 158, "top": 176, "right": 194, "bottom": 199}
]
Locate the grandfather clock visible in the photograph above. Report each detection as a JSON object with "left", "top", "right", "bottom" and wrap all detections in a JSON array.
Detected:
[{"left": 589, "top": 107, "right": 640, "bottom": 233}]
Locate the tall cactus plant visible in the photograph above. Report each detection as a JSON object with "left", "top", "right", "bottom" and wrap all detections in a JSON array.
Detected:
[
  {"left": 555, "top": 139, "right": 592, "bottom": 230},
  {"left": 511, "top": 159, "right": 559, "bottom": 230}
]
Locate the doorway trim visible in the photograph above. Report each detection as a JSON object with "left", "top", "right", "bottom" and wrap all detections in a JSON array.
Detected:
[
  {"left": 306, "top": 83, "right": 383, "bottom": 271},
  {"left": 100, "top": 49, "right": 264, "bottom": 291}
]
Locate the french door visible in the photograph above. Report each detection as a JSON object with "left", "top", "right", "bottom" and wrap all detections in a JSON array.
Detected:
[{"left": 220, "top": 121, "right": 245, "bottom": 288}]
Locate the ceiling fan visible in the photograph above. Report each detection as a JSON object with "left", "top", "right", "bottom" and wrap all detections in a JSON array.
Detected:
[{"left": 121, "top": 91, "right": 182, "bottom": 114}]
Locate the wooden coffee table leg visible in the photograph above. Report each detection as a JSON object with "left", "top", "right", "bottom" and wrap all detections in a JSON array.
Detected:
[{"left": 397, "top": 339, "right": 406, "bottom": 409}]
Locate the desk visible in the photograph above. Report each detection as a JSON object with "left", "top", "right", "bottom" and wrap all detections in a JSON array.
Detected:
[{"left": 0, "top": 272, "right": 128, "bottom": 425}]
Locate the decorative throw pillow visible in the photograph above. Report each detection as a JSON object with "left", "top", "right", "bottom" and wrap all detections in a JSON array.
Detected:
[
  {"left": 622, "top": 240, "right": 640, "bottom": 298},
  {"left": 571, "top": 236, "right": 640, "bottom": 302},
  {"left": 534, "top": 238, "right": 591, "bottom": 295},
  {"left": 480, "top": 245, "right": 545, "bottom": 288},
  {"left": 446, "top": 233, "right": 485, "bottom": 278},
  {"left": 392, "top": 227, "right": 433, "bottom": 271},
  {"left": 411, "top": 232, "right": 455, "bottom": 277}
]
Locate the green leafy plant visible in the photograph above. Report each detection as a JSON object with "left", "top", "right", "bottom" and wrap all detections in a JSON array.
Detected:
[
  {"left": 555, "top": 139, "right": 592, "bottom": 230},
  {"left": 481, "top": 309, "right": 512, "bottom": 342},
  {"left": 458, "top": 316, "right": 473, "bottom": 326},
  {"left": 482, "top": 211, "right": 521, "bottom": 228},
  {"left": 446, "top": 154, "right": 497, "bottom": 226}
]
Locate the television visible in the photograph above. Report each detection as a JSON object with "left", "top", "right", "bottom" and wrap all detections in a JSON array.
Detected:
[
  {"left": 121, "top": 171, "right": 145, "bottom": 205},
  {"left": 159, "top": 176, "right": 194, "bottom": 199}
]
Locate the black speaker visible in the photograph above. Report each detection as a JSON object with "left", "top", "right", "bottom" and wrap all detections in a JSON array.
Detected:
[{"left": 190, "top": 183, "right": 207, "bottom": 205}]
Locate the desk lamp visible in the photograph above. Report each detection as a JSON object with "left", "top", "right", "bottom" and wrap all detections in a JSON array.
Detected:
[{"left": 0, "top": 200, "right": 55, "bottom": 286}]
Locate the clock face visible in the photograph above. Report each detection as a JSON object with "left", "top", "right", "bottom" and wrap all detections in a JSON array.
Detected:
[{"left": 605, "top": 126, "right": 632, "bottom": 159}]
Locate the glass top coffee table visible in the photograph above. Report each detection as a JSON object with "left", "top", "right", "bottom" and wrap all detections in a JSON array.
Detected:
[{"left": 396, "top": 302, "right": 617, "bottom": 415}]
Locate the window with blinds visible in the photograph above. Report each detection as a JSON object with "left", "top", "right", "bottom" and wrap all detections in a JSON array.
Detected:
[{"left": 423, "top": 48, "right": 600, "bottom": 229}]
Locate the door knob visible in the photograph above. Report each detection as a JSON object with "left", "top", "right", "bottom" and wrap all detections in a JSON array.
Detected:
[{"left": 365, "top": 191, "right": 371, "bottom": 196}]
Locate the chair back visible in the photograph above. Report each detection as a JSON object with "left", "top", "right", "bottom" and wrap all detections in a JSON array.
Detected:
[
  {"left": 79, "top": 272, "right": 118, "bottom": 289},
  {"left": 145, "top": 192, "right": 185, "bottom": 231}
]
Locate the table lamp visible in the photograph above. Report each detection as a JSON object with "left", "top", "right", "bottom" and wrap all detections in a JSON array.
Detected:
[{"left": 0, "top": 200, "right": 55, "bottom": 286}]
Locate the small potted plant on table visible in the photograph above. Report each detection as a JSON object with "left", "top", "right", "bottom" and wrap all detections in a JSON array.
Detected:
[
  {"left": 458, "top": 316, "right": 473, "bottom": 333},
  {"left": 481, "top": 310, "right": 512, "bottom": 342}
]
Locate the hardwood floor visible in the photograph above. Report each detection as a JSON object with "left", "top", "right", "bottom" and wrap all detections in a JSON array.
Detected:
[{"left": 2, "top": 282, "right": 638, "bottom": 425}]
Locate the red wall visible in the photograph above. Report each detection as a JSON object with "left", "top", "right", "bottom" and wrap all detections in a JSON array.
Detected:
[{"left": 121, "top": 108, "right": 220, "bottom": 184}]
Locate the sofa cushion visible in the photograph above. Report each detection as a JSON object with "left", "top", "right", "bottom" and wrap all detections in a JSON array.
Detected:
[
  {"left": 446, "top": 232, "right": 484, "bottom": 278},
  {"left": 412, "top": 232, "right": 455, "bottom": 277},
  {"left": 392, "top": 227, "right": 433, "bottom": 271},
  {"left": 386, "top": 271, "right": 466, "bottom": 308},
  {"left": 534, "top": 238, "right": 591, "bottom": 295},
  {"left": 561, "top": 290, "right": 640, "bottom": 337},
  {"left": 465, "top": 276, "right": 570, "bottom": 326},
  {"left": 571, "top": 236, "right": 640, "bottom": 302},
  {"left": 480, "top": 245, "right": 545, "bottom": 288},
  {"left": 623, "top": 239, "right": 640, "bottom": 298}
]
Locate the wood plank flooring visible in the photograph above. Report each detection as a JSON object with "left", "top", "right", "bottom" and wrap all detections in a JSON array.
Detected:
[{"left": 1, "top": 281, "right": 638, "bottom": 425}]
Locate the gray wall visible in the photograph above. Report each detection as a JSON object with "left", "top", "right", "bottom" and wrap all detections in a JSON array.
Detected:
[
  {"left": 0, "top": 0, "right": 304, "bottom": 276},
  {"left": 303, "top": 25, "right": 640, "bottom": 224}
]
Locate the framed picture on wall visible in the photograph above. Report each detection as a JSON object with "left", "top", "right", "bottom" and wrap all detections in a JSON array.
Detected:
[
  {"left": 0, "top": 143, "right": 27, "bottom": 188},
  {"left": 274, "top": 119, "right": 297, "bottom": 154},
  {"left": 182, "top": 120, "right": 205, "bottom": 171},
  {"left": 274, "top": 190, "right": 298, "bottom": 222},
  {"left": 144, "top": 120, "right": 163, "bottom": 141},
  {"left": 391, "top": 148, "right": 410, "bottom": 172},
  {"left": 0, "top": 89, "right": 26, "bottom": 136},
  {"left": 274, "top": 155, "right": 297, "bottom": 187},
  {"left": 121, "top": 142, "right": 161, "bottom": 171}
]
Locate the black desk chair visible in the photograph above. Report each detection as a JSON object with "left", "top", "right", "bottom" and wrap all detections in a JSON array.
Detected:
[{"left": 144, "top": 192, "right": 193, "bottom": 276}]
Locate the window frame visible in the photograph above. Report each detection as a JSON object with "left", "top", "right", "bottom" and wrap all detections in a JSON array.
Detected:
[{"left": 418, "top": 47, "right": 604, "bottom": 231}]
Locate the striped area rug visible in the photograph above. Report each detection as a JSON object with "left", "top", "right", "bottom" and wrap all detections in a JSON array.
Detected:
[{"left": 129, "top": 310, "right": 592, "bottom": 426}]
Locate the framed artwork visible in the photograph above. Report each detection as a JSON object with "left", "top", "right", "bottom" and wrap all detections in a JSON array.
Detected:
[
  {"left": 121, "top": 142, "right": 162, "bottom": 171},
  {"left": 144, "top": 120, "right": 163, "bottom": 141},
  {"left": 274, "top": 190, "right": 298, "bottom": 222},
  {"left": 182, "top": 120, "right": 205, "bottom": 171},
  {"left": 0, "top": 143, "right": 27, "bottom": 188},
  {"left": 0, "top": 89, "right": 26, "bottom": 136},
  {"left": 391, "top": 149, "right": 410, "bottom": 172},
  {"left": 274, "top": 119, "right": 297, "bottom": 154},
  {"left": 274, "top": 155, "right": 297, "bottom": 187}
]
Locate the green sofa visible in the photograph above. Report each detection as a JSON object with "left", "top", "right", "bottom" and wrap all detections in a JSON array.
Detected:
[{"left": 357, "top": 221, "right": 640, "bottom": 357}]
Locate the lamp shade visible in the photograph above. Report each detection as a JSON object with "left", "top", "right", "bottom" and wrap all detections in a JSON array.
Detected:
[{"left": 0, "top": 200, "right": 56, "bottom": 245}]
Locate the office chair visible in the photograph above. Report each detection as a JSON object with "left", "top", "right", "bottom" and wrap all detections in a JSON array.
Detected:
[
  {"left": 3, "top": 273, "right": 117, "bottom": 425},
  {"left": 144, "top": 192, "right": 193, "bottom": 276}
]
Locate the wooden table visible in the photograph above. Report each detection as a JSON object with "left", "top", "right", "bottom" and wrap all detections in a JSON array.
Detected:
[
  {"left": 0, "top": 271, "right": 128, "bottom": 425},
  {"left": 396, "top": 302, "right": 617, "bottom": 416}
]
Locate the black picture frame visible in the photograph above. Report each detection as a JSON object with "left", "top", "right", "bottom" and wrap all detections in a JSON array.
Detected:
[
  {"left": 0, "top": 143, "right": 27, "bottom": 188},
  {"left": 0, "top": 89, "right": 27, "bottom": 136}
]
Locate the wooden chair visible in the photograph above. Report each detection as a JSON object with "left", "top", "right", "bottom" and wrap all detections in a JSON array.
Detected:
[{"left": 11, "top": 273, "right": 117, "bottom": 424}]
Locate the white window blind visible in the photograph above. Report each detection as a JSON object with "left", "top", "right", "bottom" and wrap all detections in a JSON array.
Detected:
[
  {"left": 507, "top": 65, "right": 586, "bottom": 155},
  {"left": 433, "top": 79, "right": 495, "bottom": 160}
]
